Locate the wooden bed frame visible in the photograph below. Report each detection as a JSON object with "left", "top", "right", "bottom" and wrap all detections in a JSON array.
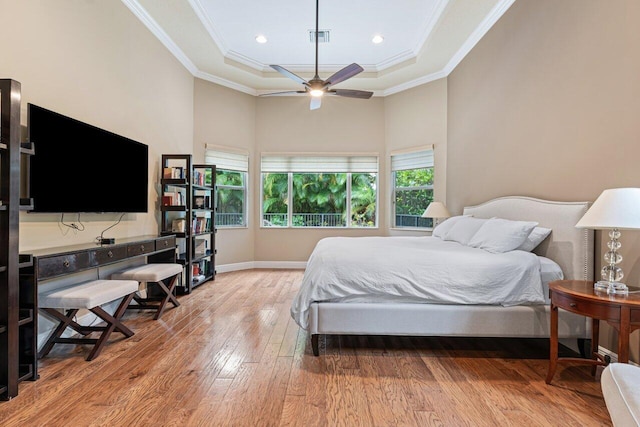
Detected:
[{"left": 308, "top": 196, "right": 594, "bottom": 356}]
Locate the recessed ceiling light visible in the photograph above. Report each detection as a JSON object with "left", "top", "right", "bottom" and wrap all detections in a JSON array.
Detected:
[
  {"left": 372, "top": 35, "right": 384, "bottom": 44},
  {"left": 255, "top": 35, "right": 267, "bottom": 44}
]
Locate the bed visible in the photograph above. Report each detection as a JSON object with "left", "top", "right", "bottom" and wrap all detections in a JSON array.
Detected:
[{"left": 291, "top": 196, "right": 594, "bottom": 356}]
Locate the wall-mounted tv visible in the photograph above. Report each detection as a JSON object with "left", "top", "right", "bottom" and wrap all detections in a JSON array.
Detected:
[{"left": 27, "top": 103, "right": 149, "bottom": 213}]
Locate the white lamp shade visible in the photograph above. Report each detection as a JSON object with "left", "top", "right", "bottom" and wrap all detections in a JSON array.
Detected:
[
  {"left": 576, "top": 188, "right": 640, "bottom": 230},
  {"left": 422, "top": 202, "right": 451, "bottom": 219}
]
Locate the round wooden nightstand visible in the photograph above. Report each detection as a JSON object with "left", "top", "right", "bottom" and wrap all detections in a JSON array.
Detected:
[{"left": 546, "top": 279, "right": 640, "bottom": 384}]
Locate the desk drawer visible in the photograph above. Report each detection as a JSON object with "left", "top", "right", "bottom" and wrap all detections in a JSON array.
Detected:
[
  {"left": 156, "top": 236, "right": 176, "bottom": 251},
  {"left": 127, "top": 240, "right": 155, "bottom": 257},
  {"left": 37, "top": 252, "right": 91, "bottom": 279},
  {"left": 553, "top": 293, "right": 620, "bottom": 320},
  {"left": 92, "top": 246, "right": 128, "bottom": 266}
]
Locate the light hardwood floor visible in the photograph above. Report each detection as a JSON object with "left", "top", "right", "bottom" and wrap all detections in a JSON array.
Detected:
[{"left": 0, "top": 269, "right": 611, "bottom": 426}]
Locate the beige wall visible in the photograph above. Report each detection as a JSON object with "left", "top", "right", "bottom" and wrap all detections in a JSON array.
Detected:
[
  {"left": 384, "top": 79, "right": 448, "bottom": 236},
  {"left": 193, "top": 79, "right": 256, "bottom": 266},
  {"left": 447, "top": 0, "right": 640, "bottom": 360},
  {"left": 254, "top": 96, "right": 386, "bottom": 262},
  {"left": 1, "top": 0, "right": 194, "bottom": 251},
  {"left": 194, "top": 79, "right": 449, "bottom": 264},
  {"left": 7, "top": 0, "right": 634, "bottom": 359}
]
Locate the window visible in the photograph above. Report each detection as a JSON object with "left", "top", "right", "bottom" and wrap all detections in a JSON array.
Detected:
[
  {"left": 391, "top": 146, "right": 434, "bottom": 228},
  {"left": 261, "top": 154, "right": 378, "bottom": 228},
  {"left": 205, "top": 145, "right": 249, "bottom": 228}
]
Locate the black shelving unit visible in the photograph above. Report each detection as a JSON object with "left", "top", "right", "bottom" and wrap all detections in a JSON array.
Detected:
[
  {"left": 0, "top": 79, "right": 37, "bottom": 400},
  {"left": 160, "top": 154, "right": 216, "bottom": 294}
]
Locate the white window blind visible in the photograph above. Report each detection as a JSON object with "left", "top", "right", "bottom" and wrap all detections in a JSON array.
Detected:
[
  {"left": 205, "top": 145, "right": 249, "bottom": 171},
  {"left": 390, "top": 145, "right": 434, "bottom": 171},
  {"left": 261, "top": 153, "right": 378, "bottom": 173}
]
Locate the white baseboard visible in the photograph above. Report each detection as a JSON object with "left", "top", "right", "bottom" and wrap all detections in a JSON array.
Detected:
[
  {"left": 597, "top": 346, "right": 639, "bottom": 366},
  {"left": 216, "top": 261, "right": 306, "bottom": 273},
  {"left": 599, "top": 346, "right": 619, "bottom": 363},
  {"left": 215, "top": 261, "right": 256, "bottom": 273},
  {"left": 253, "top": 261, "right": 306, "bottom": 269}
]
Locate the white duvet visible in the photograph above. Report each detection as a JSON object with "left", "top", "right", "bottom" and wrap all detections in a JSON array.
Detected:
[{"left": 291, "top": 236, "right": 553, "bottom": 330}]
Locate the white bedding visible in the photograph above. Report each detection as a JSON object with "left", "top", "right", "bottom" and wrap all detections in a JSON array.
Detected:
[{"left": 291, "top": 236, "right": 563, "bottom": 330}]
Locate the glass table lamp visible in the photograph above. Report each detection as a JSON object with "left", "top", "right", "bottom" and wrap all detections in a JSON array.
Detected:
[
  {"left": 575, "top": 188, "right": 640, "bottom": 295},
  {"left": 422, "top": 201, "right": 451, "bottom": 227}
]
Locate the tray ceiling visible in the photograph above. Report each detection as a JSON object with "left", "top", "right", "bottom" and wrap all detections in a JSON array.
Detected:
[{"left": 123, "top": 0, "right": 515, "bottom": 96}]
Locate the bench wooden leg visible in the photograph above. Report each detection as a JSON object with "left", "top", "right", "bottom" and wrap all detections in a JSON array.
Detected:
[
  {"left": 86, "top": 293, "right": 135, "bottom": 361},
  {"left": 127, "top": 274, "right": 180, "bottom": 320},
  {"left": 38, "top": 308, "right": 80, "bottom": 359},
  {"left": 153, "top": 275, "right": 180, "bottom": 320},
  {"left": 39, "top": 293, "right": 136, "bottom": 361}
]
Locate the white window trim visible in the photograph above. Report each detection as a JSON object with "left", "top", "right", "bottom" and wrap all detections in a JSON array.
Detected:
[
  {"left": 205, "top": 145, "right": 249, "bottom": 228},
  {"left": 260, "top": 153, "right": 379, "bottom": 229},
  {"left": 391, "top": 146, "right": 435, "bottom": 230}
]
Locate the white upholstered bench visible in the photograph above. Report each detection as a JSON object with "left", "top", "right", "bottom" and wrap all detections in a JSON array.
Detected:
[
  {"left": 39, "top": 279, "right": 138, "bottom": 361},
  {"left": 111, "top": 263, "right": 183, "bottom": 320}
]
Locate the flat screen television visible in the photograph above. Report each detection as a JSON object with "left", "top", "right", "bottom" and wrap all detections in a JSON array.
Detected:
[{"left": 27, "top": 103, "right": 149, "bottom": 213}]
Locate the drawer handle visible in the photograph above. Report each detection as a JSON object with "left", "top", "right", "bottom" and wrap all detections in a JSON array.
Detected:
[
  {"left": 63, "top": 260, "right": 70, "bottom": 268},
  {"left": 108, "top": 251, "right": 113, "bottom": 258},
  {"left": 570, "top": 303, "right": 577, "bottom": 308},
  {"left": 163, "top": 241, "right": 168, "bottom": 246},
  {"left": 140, "top": 245, "right": 145, "bottom": 251}
]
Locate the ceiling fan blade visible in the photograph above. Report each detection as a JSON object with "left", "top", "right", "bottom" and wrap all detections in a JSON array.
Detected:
[
  {"left": 259, "top": 90, "right": 307, "bottom": 97},
  {"left": 310, "top": 97, "right": 322, "bottom": 110},
  {"left": 323, "top": 63, "right": 364, "bottom": 87},
  {"left": 331, "top": 89, "right": 374, "bottom": 99},
  {"left": 270, "top": 65, "right": 308, "bottom": 86}
]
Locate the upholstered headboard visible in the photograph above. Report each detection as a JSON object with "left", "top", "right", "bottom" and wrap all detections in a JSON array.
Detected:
[{"left": 463, "top": 196, "right": 594, "bottom": 281}]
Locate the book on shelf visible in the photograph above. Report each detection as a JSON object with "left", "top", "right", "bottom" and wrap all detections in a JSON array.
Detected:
[
  {"left": 163, "top": 191, "right": 184, "bottom": 206},
  {"left": 194, "top": 238, "right": 208, "bottom": 255},
  {"left": 192, "top": 170, "right": 206, "bottom": 186},
  {"left": 199, "top": 259, "right": 211, "bottom": 276},
  {"left": 163, "top": 167, "right": 184, "bottom": 179},
  {"left": 192, "top": 216, "right": 211, "bottom": 234}
]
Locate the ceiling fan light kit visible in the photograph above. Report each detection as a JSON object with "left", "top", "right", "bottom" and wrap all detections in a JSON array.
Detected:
[{"left": 260, "top": 0, "right": 374, "bottom": 110}]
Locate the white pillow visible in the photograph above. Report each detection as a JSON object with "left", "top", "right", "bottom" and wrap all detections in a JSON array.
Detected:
[
  {"left": 467, "top": 218, "right": 538, "bottom": 253},
  {"left": 442, "top": 216, "right": 488, "bottom": 245},
  {"left": 432, "top": 215, "right": 469, "bottom": 239},
  {"left": 516, "top": 226, "right": 552, "bottom": 252}
]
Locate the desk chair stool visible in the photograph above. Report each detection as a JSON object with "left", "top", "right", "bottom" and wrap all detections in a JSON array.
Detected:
[
  {"left": 111, "top": 263, "right": 183, "bottom": 320},
  {"left": 39, "top": 279, "right": 138, "bottom": 361}
]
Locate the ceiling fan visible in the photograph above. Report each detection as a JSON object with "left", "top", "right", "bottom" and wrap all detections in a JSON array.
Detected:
[{"left": 260, "top": 0, "right": 374, "bottom": 110}]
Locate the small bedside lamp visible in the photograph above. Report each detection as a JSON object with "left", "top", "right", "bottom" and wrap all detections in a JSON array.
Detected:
[
  {"left": 422, "top": 201, "right": 451, "bottom": 227},
  {"left": 575, "top": 188, "right": 640, "bottom": 295}
]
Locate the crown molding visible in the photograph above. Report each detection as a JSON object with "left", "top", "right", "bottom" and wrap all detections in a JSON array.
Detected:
[
  {"left": 383, "top": 0, "right": 515, "bottom": 96},
  {"left": 383, "top": 69, "right": 449, "bottom": 96},
  {"left": 441, "top": 0, "right": 516, "bottom": 75},
  {"left": 412, "top": 0, "right": 450, "bottom": 57},
  {"left": 188, "top": 0, "right": 229, "bottom": 55},
  {"left": 226, "top": 50, "right": 272, "bottom": 72},
  {"left": 124, "top": 0, "right": 516, "bottom": 98},
  {"left": 195, "top": 71, "right": 257, "bottom": 96},
  {"left": 121, "top": 0, "right": 198, "bottom": 75}
]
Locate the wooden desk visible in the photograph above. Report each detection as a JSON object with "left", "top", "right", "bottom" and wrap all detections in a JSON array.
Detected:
[{"left": 546, "top": 279, "right": 640, "bottom": 384}]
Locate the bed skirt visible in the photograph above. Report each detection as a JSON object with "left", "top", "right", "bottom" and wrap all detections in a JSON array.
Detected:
[{"left": 309, "top": 302, "right": 589, "bottom": 338}]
